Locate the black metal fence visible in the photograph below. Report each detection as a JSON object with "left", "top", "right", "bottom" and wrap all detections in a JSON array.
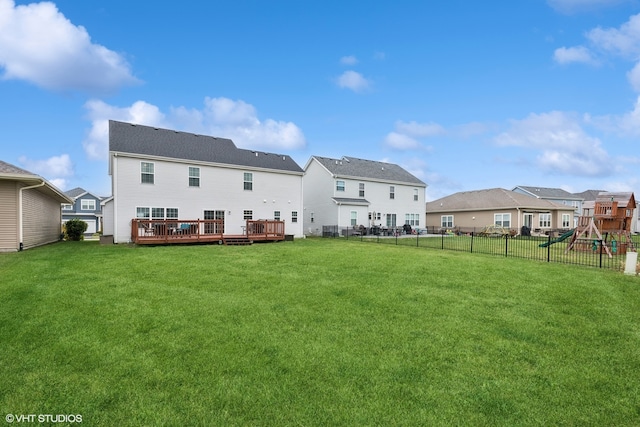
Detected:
[{"left": 322, "top": 225, "right": 639, "bottom": 272}]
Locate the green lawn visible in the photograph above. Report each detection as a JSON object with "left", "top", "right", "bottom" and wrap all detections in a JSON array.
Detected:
[{"left": 1, "top": 239, "right": 639, "bottom": 426}]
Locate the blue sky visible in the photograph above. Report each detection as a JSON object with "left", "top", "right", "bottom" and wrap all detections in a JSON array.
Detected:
[{"left": 2, "top": 0, "right": 640, "bottom": 200}]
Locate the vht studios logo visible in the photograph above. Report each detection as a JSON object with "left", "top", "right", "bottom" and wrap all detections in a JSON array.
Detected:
[{"left": 5, "top": 414, "right": 82, "bottom": 423}]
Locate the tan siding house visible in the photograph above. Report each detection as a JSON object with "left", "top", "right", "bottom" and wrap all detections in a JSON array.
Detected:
[
  {"left": 0, "top": 160, "right": 72, "bottom": 252},
  {"left": 426, "top": 188, "right": 576, "bottom": 235}
]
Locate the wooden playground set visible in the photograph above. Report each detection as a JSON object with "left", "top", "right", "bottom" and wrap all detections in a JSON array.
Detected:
[{"left": 541, "top": 192, "right": 637, "bottom": 258}]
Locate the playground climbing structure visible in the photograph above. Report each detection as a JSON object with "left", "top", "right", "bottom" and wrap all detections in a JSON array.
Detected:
[{"left": 566, "top": 192, "right": 636, "bottom": 257}]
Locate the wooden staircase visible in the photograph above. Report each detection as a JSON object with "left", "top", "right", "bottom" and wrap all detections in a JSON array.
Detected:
[{"left": 222, "top": 236, "right": 252, "bottom": 246}]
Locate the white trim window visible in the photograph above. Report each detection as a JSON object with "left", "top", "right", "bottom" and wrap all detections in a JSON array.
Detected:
[
  {"left": 350, "top": 211, "right": 357, "bottom": 226},
  {"left": 562, "top": 213, "right": 570, "bottom": 228},
  {"left": 292, "top": 211, "right": 298, "bottom": 223},
  {"left": 141, "top": 162, "right": 154, "bottom": 184},
  {"left": 243, "top": 173, "right": 253, "bottom": 191},
  {"left": 189, "top": 167, "right": 200, "bottom": 187},
  {"left": 62, "top": 204, "right": 73, "bottom": 210},
  {"left": 405, "top": 213, "right": 420, "bottom": 226},
  {"left": 359, "top": 183, "right": 365, "bottom": 197},
  {"left": 414, "top": 189, "right": 419, "bottom": 201},
  {"left": 494, "top": 213, "right": 511, "bottom": 228},
  {"left": 539, "top": 213, "right": 551, "bottom": 228},
  {"left": 274, "top": 211, "right": 281, "bottom": 221},
  {"left": 243, "top": 210, "right": 253, "bottom": 220},
  {"left": 441, "top": 215, "right": 453, "bottom": 228},
  {"left": 136, "top": 207, "right": 150, "bottom": 219},
  {"left": 80, "top": 199, "right": 96, "bottom": 211},
  {"left": 390, "top": 186, "right": 395, "bottom": 199},
  {"left": 336, "top": 180, "right": 345, "bottom": 192}
]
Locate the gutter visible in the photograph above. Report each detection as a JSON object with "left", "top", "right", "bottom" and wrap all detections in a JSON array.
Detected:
[{"left": 18, "top": 181, "right": 45, "bottom": 251}]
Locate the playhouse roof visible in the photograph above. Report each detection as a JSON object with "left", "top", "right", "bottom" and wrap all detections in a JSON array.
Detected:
[{"left": 595, "top": 192, "right": 636, "bottom": 209}]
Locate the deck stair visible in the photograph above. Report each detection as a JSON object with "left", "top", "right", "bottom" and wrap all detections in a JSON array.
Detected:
[{"left": 222, "top": 236, "right": 253, "bottom": 246}]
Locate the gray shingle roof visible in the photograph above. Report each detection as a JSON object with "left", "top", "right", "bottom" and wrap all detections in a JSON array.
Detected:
[
  {"left": 0, "top": 160, "right": 34, "bottom": 176},
  {"left": 65, "top": 187, "right": 88, "bottom": 198},
  {"left": 427, "top": 188, "right": 576, "bottom": 212},
  {"left": 109, "top": 120, "right": 303, "bottom": 173},
  {"left": 332, "top": 197, "right": 370, "bottom": 205},
  {"left": 311, "top": 156, "right": 425, "bottom": 186},
  {"left": 514, "top": 185, "right": 582, "bottom": 200},
  {"left": 574, "top": 189, "right": 607, "bottom": 201}
]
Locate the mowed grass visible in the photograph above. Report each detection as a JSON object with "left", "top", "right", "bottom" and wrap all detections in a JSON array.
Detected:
[{"left": 1, "top": 239, "right": 639, "bottom": 426}]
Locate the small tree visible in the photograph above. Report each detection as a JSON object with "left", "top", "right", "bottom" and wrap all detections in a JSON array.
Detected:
[{"left": 64, "top": 219, "right": 88, "bottom": 241}]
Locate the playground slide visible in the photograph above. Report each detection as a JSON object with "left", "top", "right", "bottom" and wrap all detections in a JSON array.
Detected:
[{"left": 538, "top": 229, "right": 575, "bottom": 248}]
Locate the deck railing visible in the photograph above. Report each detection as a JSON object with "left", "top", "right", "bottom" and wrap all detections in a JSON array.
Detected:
[{"left": 130, "top": 218, "right": 286, "bottom": 244}]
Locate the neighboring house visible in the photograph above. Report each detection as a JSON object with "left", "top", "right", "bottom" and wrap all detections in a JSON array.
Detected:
[
  {"left": 425, "top": 188, "right": 576, "bottom": 234},
  {"left": 62, "top": 187, "right": 105, "bottom": 235},
  {"left": 0, "top": 160, "right": 72, "bottom": 252},
  {"left": 107, "top": 120, "right": 304, "bottom": 244},
  {"left": 302, "top": 155, "right": 427, "bottom": 235},
  {"left": 512, "top": 185, "right": 584, "bottom": 226}
]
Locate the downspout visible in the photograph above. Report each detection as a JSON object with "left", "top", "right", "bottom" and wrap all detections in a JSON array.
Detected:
[{"left": 18, "top": 181, "right": 45, "bottom": 251}]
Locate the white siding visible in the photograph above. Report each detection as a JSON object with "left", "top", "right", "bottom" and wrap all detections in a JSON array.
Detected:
[
  {"left": 102, "top": 199, "right": 114, "bottom": 236},
  {"left": 302, "top": 160, "right": 337, "bottom": 235},
  {"left": 111, "top": 155, "right": 303, "bottom": 243}
]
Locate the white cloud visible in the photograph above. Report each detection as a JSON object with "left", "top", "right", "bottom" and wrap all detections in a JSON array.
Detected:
[
  {"left": 336, "top": 70, "right": 371, "bottom": 92},
  {"left": 553, "top": 46, "right": 597, "bottom": 65},
  {"left": 495, "top": 111, "right": 614, "bottom": 176},
  {"left": 83, "top": 97, "right": 306, "bottom": 161},
  {"left": 0, "top": 0, "right": 139, "bottom": 93},
  {"left": 586, "top": 13, "right": 640, "bottom": 58},
  {"left": 18, "top": 154, "right": 73, "bottom": 189},
  {"left": 340, "top": 55, "right": 358, "bottom": 65},
  {"left": 383, "top": 120, "right": 444, "bottom": 151}
]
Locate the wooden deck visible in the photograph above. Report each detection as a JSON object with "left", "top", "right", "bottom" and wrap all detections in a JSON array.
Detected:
[{"left": 131, "top": 219, "right": 286, "bottom": 245}]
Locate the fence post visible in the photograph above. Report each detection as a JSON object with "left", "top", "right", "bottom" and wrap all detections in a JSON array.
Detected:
[
  {"left": 470, "top": 230, "right": 474, "bottom": 253},
  {"left": 546, "top": 234, "right": 551, "bottom": 262},
  {"left": 504, "top": 234, "right": 508, "bottom": 257},
  {"left": 599, "top": 239, "right": 603, "bottom": 269},
  {"left": 416, "top": 231, "right": 419, "bottom": 247},
  {"left": 441, "top": 232, "right": 444, "bottom": 250}
]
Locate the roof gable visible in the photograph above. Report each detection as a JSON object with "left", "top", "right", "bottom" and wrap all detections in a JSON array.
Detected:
[
  {"left": 0, "top": 160, "right": 72, "bottom": 203},
  {"left": 427, "top": 188, "right": 575, "bottom": 212},
  {"left": 109, "top": 120, "right": 303, "bottom": 173},
  {"left": 513, "top": 185, "right": 581, "bottom": 200},
  {"left": 310, "top": 156, "right": 425, "bottom": 186}
]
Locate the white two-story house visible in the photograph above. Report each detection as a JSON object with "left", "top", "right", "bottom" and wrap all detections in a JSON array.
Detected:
[
  {"left": 105, "top": 120, "right": 304, "bottom": 243},
  {"left": 303, "top": 156, "right": 427, "bottom": 235}
]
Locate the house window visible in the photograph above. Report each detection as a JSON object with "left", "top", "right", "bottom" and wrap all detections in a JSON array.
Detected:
[
  {"left": 243, "top": 173, "right": 253, "bottom": 191},
  {"left": 405, "top": 213, "right": 419, "bottom": 226},
  {"left": 141, "top": 162, "right": 154, "bottom": 184},
  {"left": 539, "top": 213, "right": 551, "bottom": 228},
  {"left": 390, "top": 186, "right": 395, "bottom": 199},
  {"left": 274, "top": 211, "right": 281, "bottom": 221},
  {"left": 414, "top": 189, "right": 419, "bottom": 201},
  {"left": 81, "top": 199, "right": 96, "bottom": 211},
  {"left": 336, "top": 180, "right": 345, "bottom": 192},
  {"left": 562, "top": 214, "right": 570, "bottom": 228},
  {"left": 494, "top": 213, "right": 511, "bottom": 228},
  {"left": 243, "top": 210, "right": 253, "bottom": 220},
  {"left": 350, "top": 211, "right": 357, "bottom": 226},
  {"left": 152, "top": 207, "right": 165, "bottom": 219},
  {"left": 166, "top": 208, "right": 178, "bottom": 219},
  {"left": 292, "top": 211, "right": 298, "bottom": 223},
  {"left": 359, "top": 183, "right": 365, "bottom": 197},
  {"left": 189, "top": 167, "right": 200, "bottom": 187},
  {"left": 386, "top": 213, "right": 397, "bottom": 228},
  {"left": 62, "top": 204, "right": 72, "bottom": 210},
  {"left": 136, "top": 207, "right": 150, "bottom": 219},
  {"left": 204, "top": 210, "right": 224, "bottom": 234},
  {"left": 441, "top": 215, "right": 453, "bottom": 228},
  {"left": 310, "top": 212, "right": 314, "bottom": 223}
]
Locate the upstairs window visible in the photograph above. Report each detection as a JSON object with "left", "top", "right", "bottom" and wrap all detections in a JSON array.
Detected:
[
  {"left": 359, "top": 183, "right": 365, "bottom": 197},
  {"left": 80, "top": 199, "right": 96, "bottom": 211},
  {"left": 141, "top": 162, "right": 154, "bottom": 184},
  {"left": 414, "top": 189, "right": 419, "bottom": 201},
  {"left": 189, "top": 167, "right": 200, "bottom": 187},
  {"left": 244, "top": 173, "right": 253, "bottom": 191},
  {"left": 390, "top": 186, "right": 395, "bottom": 199},
  {"left": 62, "top": 204, "right": 72, "bottom": 210},
  {"left": 336, "top": 180, "right": 345, "bottom": 192},
  {"left": 292, "top": 211, "right": 298, "bottom": 223}
]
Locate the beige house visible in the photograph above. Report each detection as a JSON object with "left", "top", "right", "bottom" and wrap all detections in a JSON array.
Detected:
[
  {"left": 426, "top": 188, "right": 576, "bottom": 235},
  {"left": 0, "top": 160, "right": 72, "bottom": 252}
]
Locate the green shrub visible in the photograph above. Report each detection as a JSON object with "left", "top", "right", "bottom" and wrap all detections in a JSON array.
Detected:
[{"left": 64, "top": 219, "right": 88, "bottom": 241}]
